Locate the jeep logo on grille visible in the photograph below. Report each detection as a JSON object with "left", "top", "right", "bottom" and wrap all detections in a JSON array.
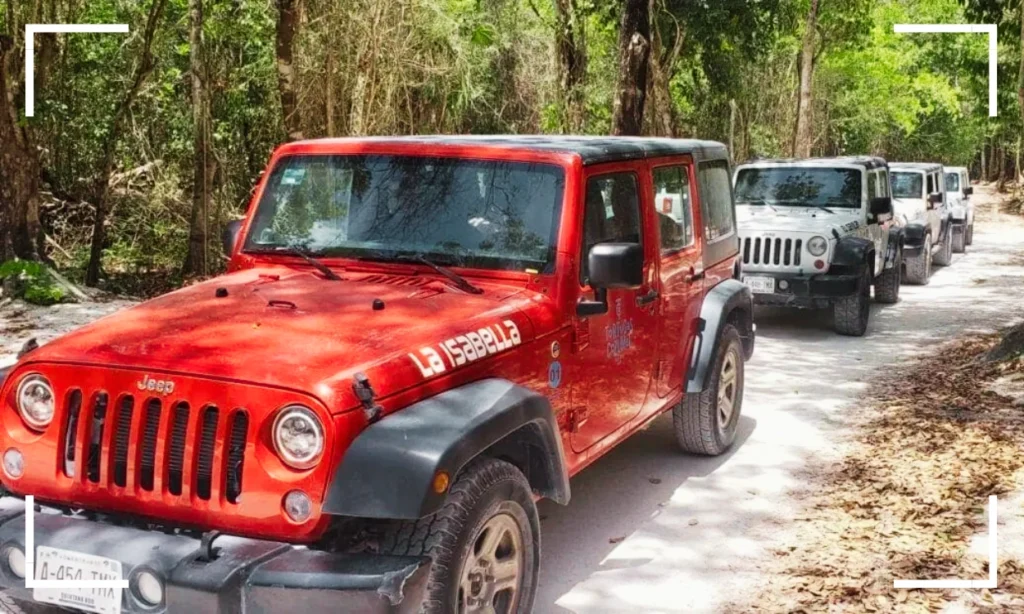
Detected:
[{"left": 137, "top": 375, "right": 175, "bottom": 395}]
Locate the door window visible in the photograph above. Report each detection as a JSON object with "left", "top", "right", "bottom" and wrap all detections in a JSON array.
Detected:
[
  {"left": 867, "top": 171, "right": 877, "bottom": 200},
  {"left": 697, "top": 161, "right": 735, "bottom": 242},
  {"left": 651, "top": 166, "right": 694, "bottom": 252},
  {"left": 581, "top": 173, "right": 641, "bottom": 283}
]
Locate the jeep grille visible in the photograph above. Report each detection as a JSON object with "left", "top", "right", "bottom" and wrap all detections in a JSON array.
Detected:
[
  {"left": 61, "top": 391, "right": 249, "bottom": 503},
  {"left": 742, "top": 236, "right": 803, "bottom": 267}
]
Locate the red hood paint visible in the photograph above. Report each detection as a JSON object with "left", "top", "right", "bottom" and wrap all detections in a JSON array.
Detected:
[{"left": 24, "top": 267, "right": 544, "bottom": 412}]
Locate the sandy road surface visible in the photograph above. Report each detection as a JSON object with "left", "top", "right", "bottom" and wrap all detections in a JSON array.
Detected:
[
  {"left": 536, "top": 184, "right": 1024, "bottom": 613},
  {"left": 0, "top": 187, "right": 1021, "bottom": 613}
]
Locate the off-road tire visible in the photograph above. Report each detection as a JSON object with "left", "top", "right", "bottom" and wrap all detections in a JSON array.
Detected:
[
  {"left": 874, "top": 247, "right": 901, "bottom": 304},
  {"left": 952, "top": 224, "right": 966, "bottom": 253},
  {"left": 966, "top": 223, "right": 974, "bottom": 246},
  {"left": 933, "top": 225, "right": 953, "bottom": 266},
  {"left": 379, "top": 458, "right": 540, "bottom": 614},
  {"left": 904, "top": 233, "right": 932, "bottom": 285},
  {"left": 833, "top": 267, "right": 871, "bottom": 336},
  {"left": 673, "top": 323, "right": 744, "bottom": 456}
]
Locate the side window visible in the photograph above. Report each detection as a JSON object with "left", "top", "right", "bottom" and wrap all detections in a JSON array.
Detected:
[
  {"left": 867, "top": 171, "right": 877, "bottom": 201},
  {"left": 697, "top": 160, "right": 735, "bottom": 242},
  {"left": 651, "top": 166, "right": 694, "bottom": 252},
  {"left": 926, "top": 173, "right": 935, "bottom": 194},
  {"left": 880, "top": 171, "right": 890, "bottom": 197},
  {"left": 581, "top": 172, "right": 641, "bottom": 283}
]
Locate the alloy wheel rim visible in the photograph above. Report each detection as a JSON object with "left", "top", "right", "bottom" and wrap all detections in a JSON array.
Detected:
[
  {"left": 458, "top": 512, "right": 523, "bottom": 614},
  {"left": 717, "top": 348, "right": 740, "bottom": 430}
]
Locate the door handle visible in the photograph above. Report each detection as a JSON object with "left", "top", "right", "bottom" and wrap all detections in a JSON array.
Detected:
[
  {"left": 636, "top": 288, "right": 659, "bottom": 306},
  {"left": 685, "top": 267, "right": 705, "bottom": 283}
]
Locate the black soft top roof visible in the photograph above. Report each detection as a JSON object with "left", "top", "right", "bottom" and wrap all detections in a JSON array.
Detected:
[
  {"left": 295, "top": 135, "right": 729, "bottom": 166},
  {"left": 739, "top": 156, "right": 889, "bottom": 170}
]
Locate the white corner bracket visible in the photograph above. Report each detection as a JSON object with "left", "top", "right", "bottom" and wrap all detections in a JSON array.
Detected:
[
  {"left": 893, "top": 24, "right": 998, "bottom": 117},
  {"left": 23, "top": 495, "right": 129, "bottom": 590},
  {"left": 894, "top": 495, "right": 998, "bottom": 589},
  {"left": 24, "top": 24, "right": 130, "bottom": 117}
]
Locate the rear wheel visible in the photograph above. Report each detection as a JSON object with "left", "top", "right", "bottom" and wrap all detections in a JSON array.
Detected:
[
  {"left": 874, "top": 247, "right": 901, "bottom": 304},
  {"left": 934, "top": 225, "right": 953, "bottom": 266},
  {"left": 952, "top": 224, "right": 966, "bottom": 253},
  {"left": 673, "top": 323, "right": 744, "bottom": 456},
  {"left": 904, "top": 234, "right": 932, "bottom": 285},
  {"left": 379, "top": 458, "right": 539, "bottom": 614},
  {"left": 833, "top": 267, "right": 871, "bottom": 336}
]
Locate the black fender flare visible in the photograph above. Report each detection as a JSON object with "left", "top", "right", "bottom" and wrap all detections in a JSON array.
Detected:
[
  {"left": 685, "top": 279, "right": 754, "bottom": 394},
  {"left": 884, "top": 227, "right": 905, "bottom": 268},
  {"left": 903, "top": 222, "right": 928, "bottom": 247},
  {"left": 322, "top": 378, "right": 570, "bottom": 520},
  {"left": 830, "top": 235, "right": 874, "bottom": 275}
]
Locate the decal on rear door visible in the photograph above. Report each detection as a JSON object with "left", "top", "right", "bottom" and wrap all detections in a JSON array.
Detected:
[{"left": 408, "top": 320, "right": 522, "bottom": 378}]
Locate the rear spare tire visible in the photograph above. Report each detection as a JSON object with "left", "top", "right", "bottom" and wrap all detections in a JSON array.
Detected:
[
  {"left": 380, "top": 458, "right": 540, "bottom": 614},
  {"left": 833, "top": 267, "right": 870, "bottom": 336},
  {"left": 673, "top": 323, "right": 744, "bottom": 456}
]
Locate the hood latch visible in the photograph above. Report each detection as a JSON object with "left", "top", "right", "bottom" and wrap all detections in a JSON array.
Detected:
[{"left": 352, "top": 372, "right": 384, "bottom": 424}]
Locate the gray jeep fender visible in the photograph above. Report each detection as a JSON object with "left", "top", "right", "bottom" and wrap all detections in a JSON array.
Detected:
[
  {"left": 830, "top": 235, "right": 874, "bottom": 276},
  {"left": 884, "top": 227, "right": 905, "bottom": 269},
  {"left": 322, "top": 379, "right": 570, "bottom": 520},
  {"left": 686, "top": 279, "right": 754, "bottom": 394},
  {"left": 903, "top": 221, "right": 929, "bottom": 247}
]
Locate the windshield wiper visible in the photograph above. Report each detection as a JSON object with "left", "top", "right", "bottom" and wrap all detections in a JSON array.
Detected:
[
  {"left": 267, "top": 245, "right": 342, "bottom": 281},
  {"left": 396, "top": 254, "right": 483, "bottom": 295},
  {"left": 812, "top": 204, "right": 834, "bottom": 214},
  {"left": 744, "top": 199, "right": 778, "bottom": 212}
]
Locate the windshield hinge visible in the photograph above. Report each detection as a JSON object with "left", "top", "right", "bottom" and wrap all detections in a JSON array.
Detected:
[{"left": 352, "top": 372, "right": 384, "bottom": 424}]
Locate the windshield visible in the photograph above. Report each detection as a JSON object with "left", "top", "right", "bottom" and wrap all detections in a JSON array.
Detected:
[
  {"left": 244, "top": 155, "right": 566, "bottom": 272},
  {"left": 891, "top": 172, "right": 924, "bottom": 199},
  {"left": 733, "top": 167, "right": 861, "bottom": 208},
  {"left": 945, "top": 172, "right": 960, "bottom": 192}
]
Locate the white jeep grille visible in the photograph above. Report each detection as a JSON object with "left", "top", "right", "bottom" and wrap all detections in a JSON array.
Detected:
[{"left": 741, "top": 235, "right": 804, "bottom": 269}]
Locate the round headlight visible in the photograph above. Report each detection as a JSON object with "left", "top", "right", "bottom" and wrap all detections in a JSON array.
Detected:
[
  {"left": 272, "top": 406, "right": 324, "bottom": 469},
  {"left": 807, "top": 236, "right": 828, "bottom": 257},
  {"left": 16, "top": 375, "right": 55, "bottom": 430}
]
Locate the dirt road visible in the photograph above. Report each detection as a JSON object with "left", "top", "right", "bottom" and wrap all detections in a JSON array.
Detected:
[
  {"left": 537, "top": 185, "right": 1024, "bottom": 612},
  {"left": 1, "top": 187, "right": 1021, "bottom": 613}
]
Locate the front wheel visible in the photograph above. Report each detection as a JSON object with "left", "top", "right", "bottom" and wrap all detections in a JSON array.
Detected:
[
  {"left": 934, "top": 226, "right": 953, "bottom": 266},
  {"left": 904, "top": 234, "right": 932, "bottom": 285},
  {"left": 833, "top": 267, "right": 870, "bottom": 336},
  {"left": 673, "top": 323, "right": 744, "bottom": 456},
  {"left": 380, "top": 458, "right": 540, "bottom": 614},
  {"left": 874, "top": 247, "right": 901, "bottom": 304}
]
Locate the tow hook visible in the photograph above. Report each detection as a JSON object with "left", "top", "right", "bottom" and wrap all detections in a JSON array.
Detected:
[
  {"left": 197, "top": 530, "right": 222, "bottom": 562},
  {"left": 352, "top": 372, "right": 384, "bottom": 424}
]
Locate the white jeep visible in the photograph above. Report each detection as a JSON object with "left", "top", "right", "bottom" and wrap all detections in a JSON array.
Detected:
[
  {"left": 889, "top": 162, "right": 953, "bottom": 284},
  {"left": 945, "top": 166, "right": 974, "bottom": 253},
  {"left": 733, "top": 157, "right": 901, "bottom": 337}
]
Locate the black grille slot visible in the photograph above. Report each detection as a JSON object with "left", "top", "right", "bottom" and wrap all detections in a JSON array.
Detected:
[
  {"left": 753, "top": 238, "right": 761, "bottom": 264},
  {"left": 772, "top": 238, "right": 781, "bottom": 264},
  {"left": 62, "top": 390, "right": 83, "bottom": 478},
  {"left": 139, "top": 399, "right": 161, "bottom": 491},
  {"left": 195, "top": 407, "right": 219, "bottom": 500},
  {"left": 86, "top": 393, "right": 108, "bottom": 483},
  {"left": 794, "top": 239, "right": 803, "bottom": 265},
  {"left": 225, "top": 411, "right": 249, "bottom": 504},
  {"left": 112, "top": 396, "right": 134, "bottom": 487},
  {"left": 167, "top": 403, "right": 190, "bottom": 496},
  {"left": 742, "top": 237, "right": 751, "bottom": 263}
]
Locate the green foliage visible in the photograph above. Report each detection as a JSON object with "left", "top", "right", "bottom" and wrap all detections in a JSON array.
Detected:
[{"left": 0, "top": 261, "right": 68, "bottom": 306}]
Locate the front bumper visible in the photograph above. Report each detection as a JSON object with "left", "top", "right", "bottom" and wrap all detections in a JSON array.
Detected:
[
  {"left": 0, "top": 499, "right": 429, "bottom": 613},
  {"left": 744, "top": 272, "right": 859, "bottom": 308}
]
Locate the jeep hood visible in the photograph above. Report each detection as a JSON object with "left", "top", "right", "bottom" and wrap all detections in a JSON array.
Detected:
[
  {"left": 736, "top": 204, "right": 862, "bottom": 235},
  {"left": 20, "top": 268, "right": 544, "bottom": 412},
  {"left": 892, "top": 198, "right": 927, "bottom": 225}
]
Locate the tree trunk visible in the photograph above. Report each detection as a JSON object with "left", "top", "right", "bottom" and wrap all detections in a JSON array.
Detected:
[
  {"left": 85, "top": 0, "right": 167, "bottom": 286},
  {"left": 554, "top": 0, "right": 587, "bottom": 133},
  {"left": 182, "top": 0, "right": 211, "bottom": 277},
  {"left": 792, "top": 0, "right": 819, "bottom": 157},
  {"left": 0, "top": 33, "right": 44, "bottom": 262},
  {"left": 981, "top": 141, "right": 987, "bottom": 181},
  {"left": 647, "top": 15, "right": 684, "bottom": 137},
  {"left": 611, "top": 0, "right": 651, "bottom": 136},
  {"left": 1018, "top": 0, "right": 1024, "bottom": 181},
  {"left": 276, "top": 0, "right": 303, "bottom": 141}
]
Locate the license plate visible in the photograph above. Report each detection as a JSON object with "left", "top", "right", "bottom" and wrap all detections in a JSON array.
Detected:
[
  {"left": 33, "top": 546, "right": 123, "bottom": 614},
  {"left": 743, "top": 275, "right": 776, "bottom": 294}
]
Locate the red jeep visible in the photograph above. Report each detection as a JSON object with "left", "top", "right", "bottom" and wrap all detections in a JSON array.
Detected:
[{"left": 0, "top": 136, "right": 754, "bottom": 614}]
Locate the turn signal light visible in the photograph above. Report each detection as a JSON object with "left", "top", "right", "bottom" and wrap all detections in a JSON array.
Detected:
[{"left": 814, "top": 259, "right": 826, "bottom": 270}]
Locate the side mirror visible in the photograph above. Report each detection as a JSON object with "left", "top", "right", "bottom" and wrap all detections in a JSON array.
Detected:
[
  {"left": 964, "top": 186, "right": 974, "bottom": 196},
  {"left": 869, "top": 196, "right": 893, "bottom": 217},
  {"left": 577, "top": 243, "right": 643, "bottom": 317},
  {"left": 928, "top": 192, "right": 943, "bottom": 204},
  {"left": 222, "top": 219, "right": 243, "bottom": 256}
]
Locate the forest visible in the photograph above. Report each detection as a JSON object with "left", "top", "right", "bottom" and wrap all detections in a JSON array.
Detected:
[{"left": 0, "top": 0, "right": 1020, "bottom": 301}]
